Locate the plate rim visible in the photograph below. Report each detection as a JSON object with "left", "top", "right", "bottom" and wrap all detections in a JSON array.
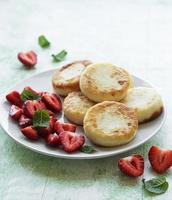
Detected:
[{"left": 0, "top": 69, "right": 167, "bottom": 159}]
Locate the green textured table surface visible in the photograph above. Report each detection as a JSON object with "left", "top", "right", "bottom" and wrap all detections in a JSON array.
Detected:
[{"left": 0, "top": 1, "right": 172, "bottom": 199}]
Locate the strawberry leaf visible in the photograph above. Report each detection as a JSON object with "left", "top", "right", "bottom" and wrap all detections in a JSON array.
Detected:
[
  {"left": 21, "top": 89, "right": 40, "bottom": 101},
  {"left": 143, "top": 176, "right": 169, "bottom": 194},
  {"left": 33, "top": 109, "right": 50, "bottom": 128},
  {"left": 52, "top": 50, "right": 67, "bottom": 62},
  {"left": 80, "top": 145, "right": 96, "bottom": 153},
  {"left": 38, "top": 35, "right": 50, "bottom": 48}
]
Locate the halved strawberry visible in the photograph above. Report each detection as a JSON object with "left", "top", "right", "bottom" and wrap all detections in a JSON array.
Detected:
[
  {"left": 47, "top": 110, "right": 55, "bottom": 116},
  {"left": 49, "top": 117, "right": 57, "bottom": 132},
  {"left": 21, "top": 126, "right": 39, "bottom": 140},
  {"left": 23, "top": 100, "right": 45, "bottom": 118},
  {"left": 6, "top": 91, "right": 23, "bottom": 107},
  {"left": 24, "top": 86, "right": 39, "bottom": 95},
  {"left": 54, "top": 121, "right": 77, "bottom": 134},
  {"left": 46, "top": 133, "right": 60, "bottom": 147},
  {"left": 38, "top": 117, "right": 57, "bottom": 137},
  {"left": 61, "top": 123, "right": 76, "bottom": 132},
  {"left": 59, "top": 131, "right": 85, "bottom": 153},
  {"left": 41, "top": 93, "right": 62, "bottom": 113},
  {"left": 18, "top": 51, "right": 37, "bottom": 68},
  {"left": 9, "top": 105, "right": 23, "bottom": 120},
  {"left": 38, "top": 128, "right": 51, "bottom": 137},
  {"left": 118, "top": 155, "right": 144, "bottom": 177},
  {"left": 54, "top": 121, "right": 64, "bottom": 134},
  {"left": 148, "top": 145, "right": 172, "bottom": 173},
  {"left": 19, "top": 115, "right": 32, "bottom": 128}
]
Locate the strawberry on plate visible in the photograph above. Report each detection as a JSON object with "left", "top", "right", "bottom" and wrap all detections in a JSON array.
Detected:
[
  {"left": 59, "top": 131, "right": 85, "bottom": 153},
  {"left": 148, "top": 145, "right": 172, "bottom": 173},
  {"left": 118, "top": 154, "right": 144, "bottom": 177},
  {"left": 24, "top": 86, "right": 39, "bottom": 95},
  {"left": 6, "top": 91, "right": 23, "bottom": 107},
  {"left": 18, "top": 51, "right": 37, "bottom": 68},
  {"left": 23, "top": 100, "right": 45, "bottom": 118},
  {"left": 41, "top": 93, "right": 62, "bottom": 113},
  {"left": 46, "top": 133, "right": 60, "bottom": 147},
  {"left": 54, "top": 121, "right": 77, "bottom": 134},
  {"left": 21, "top": 126, "right": 39, "bottom": 140},
  {"left": 38, "top": 117, "right": 57, "bottom": 137},
  {"left": 9, "top": 105, "right": 23, "bottom": 120},
  {"left": 19, "top": 115, "right": 32, "bottom": 128}
]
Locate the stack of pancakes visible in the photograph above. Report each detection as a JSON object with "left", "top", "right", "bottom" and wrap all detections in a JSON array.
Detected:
[{"left": 52, "top": 61, "right": 163, "bottom": 147}]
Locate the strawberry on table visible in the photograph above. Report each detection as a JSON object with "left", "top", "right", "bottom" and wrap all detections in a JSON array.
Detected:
[
  {"left": 54, "top": 121, "right": 76, "bottom": 134},
  {"left": 6, "top": 91, "right": 23, "bottom": 107},
  {"left": 9, "top": 105, "right": 23, "bottom": 120},
  {"left": 148, "top": 145, "right": 172, "bottom": 173},
  {"left": 18, "top": 51, "right": 37, "bottom": 68},
  {"left": 41, "top": 93, "right": 62, "bottom": 113},
  {"left": 59, "top": 131, "right": 85, "bottom": 153},
  {"left": 19, "top": 115, "right": 32, "bottom": 128},
  {"left": 21, "top": 126, "right": 39, "bottom": 140},
  {"left": 118, "top": 155, "right": 144, "bottom": 177}
]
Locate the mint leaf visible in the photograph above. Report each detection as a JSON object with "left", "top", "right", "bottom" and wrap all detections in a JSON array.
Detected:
[
  {"left": 52, "top": 50, "right": 67, "bottom": 62},
  {"left": 143, "top": 176, "right": 169, "bottom": 194},
  {"left": 38, "top": 35, "right": 50, "bottom": 48},
  {"left": 21, "top": 89, "right": 40, "bottom": 101},
  {"left": 33, "top": 109, "right": 50, "bottom": 128},
  {"left": 80, "top": 145, "right": 96, "bottom": 153}
]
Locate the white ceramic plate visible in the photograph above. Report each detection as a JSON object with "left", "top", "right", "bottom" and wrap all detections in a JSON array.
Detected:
[{"left": 0, "top": 69, "right": 166, "bottom": 159}]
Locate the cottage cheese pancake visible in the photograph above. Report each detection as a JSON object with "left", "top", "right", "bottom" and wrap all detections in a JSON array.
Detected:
[
  {"left": 83, "top": 101, "right": 138, "bottom": 147},
  {"left": 63, "top": 92, "right": 95, "bottom": 125},
  {"left": 80, "top": 63, "right": 131, "bottom": 102},
  {"left": 52, "top": 60, "right": 91, "bottom": 96},
  {"left": 122, "top": 87, "right": 163, "bottom": 124}
]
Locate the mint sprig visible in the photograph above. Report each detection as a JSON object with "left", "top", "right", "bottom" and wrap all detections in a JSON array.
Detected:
[
  {"left": 143, "top": 176, "right": 169, "bottom": 195},
  {"left": 21, "top": 89, "right": 40, "bottom": 101},
  {"left": 33, "top": 109, "right": 50, "bottom": 128},
  {"left": 52, "top": 50, "right": 67, "bottom": 62},
  {"left": 38, "top": 35, "right": 50, "bottom": 48},
  {"left": 80, "top": 145, "right": 96, "bottom": 154}
]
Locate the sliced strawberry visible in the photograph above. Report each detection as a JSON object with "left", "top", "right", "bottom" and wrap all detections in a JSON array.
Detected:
[
  {"left": 38, "top": 117, "right": 57, "bottom": 137},
  {"left": 9, "top": 105, "right": 23, "bottom": 120},
  {"left": 38, "top": 91, "right": 48, "bottom": 97},
  {"left": 61, "top": 123, "right": 76, "bottom": 132},
  {"left": 24, "top": 86, "right": 39, "bottom": 95},
  {"left": 46, "top": 133, "right": 60, "bottom": 147},
  {"left": 54, "top": 121, "right": 64, "bottom": 134},
  {"left": 23, "top": 100, "right": 45, "bottom": 118},
  {"left": 19, "top": 115, "right": 32, "bottom": 128},
  {"left": 21, "top": 126, "right": 39, "bottom": 140},
  {"left": 118, "top": 155, "right": 144, "bottom": 177},
  {"left": 38, "top": 128, "right": 51, "bottom": 137},
  {"left": 148, "top": 145, "right": 172, "bottom": 173},
  {"left": 41, "top": 93, "right": 62, "bottom": 113},
  {"left": 18, "top": 51, "right": 37, "bottom": 68},
  {"left": 59, "top": 131, "right": 85, "bottom": 153},
  {"left": 49, "top": 117, "right": 57, "bottom": 132},
  {"left": 47, "top": 109, "right": 55, "bottom": 116},
  {"left": 6, "top": 91, "right": 23, "bottom": 107},
  {"left": 37, "top": 100, "right": 47, "bottom": 109},
  {"left": 54, "top": 121, "right": 77, "bottom": 134},
  {"left": 37, "top": 100, "right": 55, "bottom": 116}
]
